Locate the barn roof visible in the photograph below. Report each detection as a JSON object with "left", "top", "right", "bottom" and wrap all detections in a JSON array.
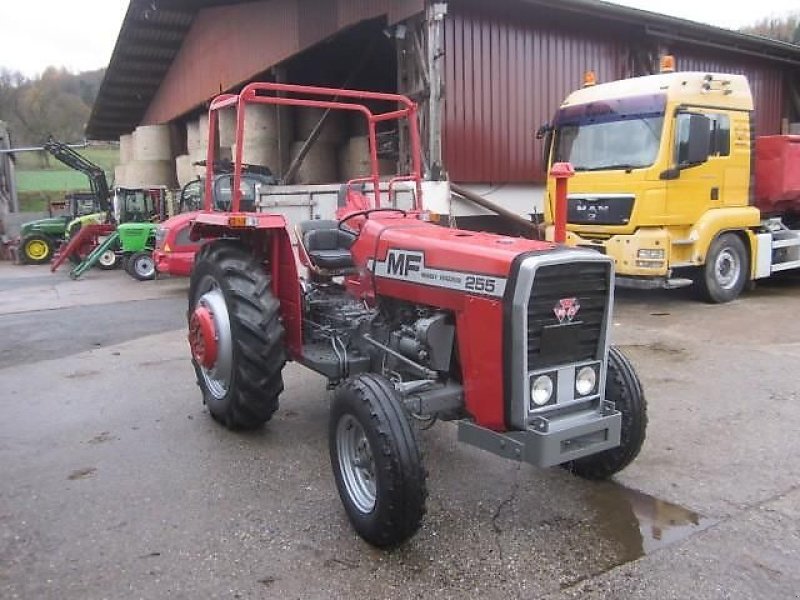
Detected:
[{"left": 87, "top": 0, "right": 800, "bottom": 140}]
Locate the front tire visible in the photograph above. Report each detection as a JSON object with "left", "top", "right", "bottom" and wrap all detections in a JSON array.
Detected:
[
  {"left": 695, "top": 233, "right": 748, "bottom": 303},
  {"left": 21, "top": 234, "right": 54, "bottom": 264},
  {"left": 329, "top": 374, "right": 427, "bottom": 548},
  {"left": 188, "top": 241, "right": 286, "bottom": 430},
  {"left": 563, "top": 346, "right": 647, "bottom": 480},
  {"left": 96, "top": 249, "right": 119, "bottom": 270},
  {"left": 127, "top": 251, "right": 156, "bottom": 281}
]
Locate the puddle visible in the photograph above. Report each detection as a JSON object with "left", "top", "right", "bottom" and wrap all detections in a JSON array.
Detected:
[{"left": 585, "top": 482, "right": 717, "bottom": 562}]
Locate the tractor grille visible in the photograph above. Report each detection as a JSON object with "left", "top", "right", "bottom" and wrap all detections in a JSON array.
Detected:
[{"left": 527, "top": 261, "right": 610, "bottom": 368}]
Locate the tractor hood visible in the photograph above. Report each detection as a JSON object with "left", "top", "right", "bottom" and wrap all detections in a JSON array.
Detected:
[
  {"left": 352, "top": 216, "right": 557, "bottom": 300},
  {"left": 19, "top": 216, "right": 69, "bottom": 237}
]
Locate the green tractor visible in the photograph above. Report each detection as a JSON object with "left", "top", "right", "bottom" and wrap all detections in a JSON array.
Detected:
[
  {"left": 19, "top": 193, "right": 106, "bottom": 264},
  {"left": 68, "top": 186, "right": 170, "bottom": 280},
  {"left": 115, "top": 186, "right": 170, "bottom": 280}
]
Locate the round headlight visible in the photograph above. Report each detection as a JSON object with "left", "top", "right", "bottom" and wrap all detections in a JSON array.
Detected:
[
  {"left": 531, "top": 375, "right": 554, "bottom": 407},
  {"left": 576, "top": 365, "right": 597, "bottom": 396}
]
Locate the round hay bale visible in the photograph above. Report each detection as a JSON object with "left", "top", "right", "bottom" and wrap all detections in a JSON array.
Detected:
[
  {"left": 119, "top": 134, "right": 133, "bottom": 164},
  {"left": 175, "top": 155, "right": 197, "bottom": 188},
  {"left": 295, "top": 107, "right": 344, "bottom": 143},
  {"left": 217, "top": 108, "right": 237, "bottom": 148},
  {"left": 232, "top": 138, "right": 281, "bottom": 172},
  {"left": 186, "top": 120, "right": 200, "bottom": 154},
  {"left": 338, "top": 136, "right": 371, "bottom": 180},
  {"left": 242, "top": 104, "right": 280, "bottom": 139},
  {"left": 198, "top": 113, "right": 210, "bottom": 153},
  {"left": 124, "top": 160, "right": 177, "bottom": 188},
  {"left": 133, "top": 125, "right": 173, "bottom": 162},
  {"left": 113, "top": 164, "right": 128, "bottom": 187},
  {"left": 290, "top": 140, "right": 337, "bottom": 184}
]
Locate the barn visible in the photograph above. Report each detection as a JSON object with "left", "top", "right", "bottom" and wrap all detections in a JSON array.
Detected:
[{"left": 87, "top": 0, "right": 800, "bottom": 221}]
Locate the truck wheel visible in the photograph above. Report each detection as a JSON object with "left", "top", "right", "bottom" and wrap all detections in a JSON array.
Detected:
[
  {"left": 96, "top": 249, "right": 119, "bottom": 270},
  {"left": 22, "top": 234, "right": 54, "bottom": 264},
  {"left": 329, "top": 374, "right": 427, "bottom": 548},
  {"left": 188, "top": 241, "right": 286, "bottom": 430},
  {"left": 563, "top": 346, "right": 647, "bottom": 480},
  {"left": 126, "top": 251, "right": 156, "bottom": 281},
  {"left": 695, "top": 233, "right": 748, "bottom": 303}
]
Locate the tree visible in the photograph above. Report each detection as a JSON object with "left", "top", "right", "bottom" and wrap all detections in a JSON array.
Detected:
[
  {"left": 740, "top": 12, "right": 800, "bottom": 44},
  {"left": 0, "top": 67, "right": 104, "bottom": 148}
]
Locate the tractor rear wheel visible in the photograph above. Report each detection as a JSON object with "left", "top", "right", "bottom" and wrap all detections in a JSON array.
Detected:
[
  {"left": 21, "top": 234, "right": 54, "bottom": 264},
  {"left": 562, "top": 346, "right": 647, "bottom": 480},
  {"left": 329, "top": 374, "right": 427, "bottom": 547},
  {"left": 188, "top": 241, "right": 286, "bottom": 429},
  {"left": 127, "top": 251, "right": 156, "bottom": 280}
]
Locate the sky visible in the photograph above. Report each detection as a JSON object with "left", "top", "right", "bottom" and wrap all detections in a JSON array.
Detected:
[{"left": 0, "top": 0, "right": 797, "bottom": 77}]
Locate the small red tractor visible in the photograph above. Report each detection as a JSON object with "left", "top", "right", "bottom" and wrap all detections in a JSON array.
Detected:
[{"left": 186, "top": 83, "right": 647, "bottom": 547}]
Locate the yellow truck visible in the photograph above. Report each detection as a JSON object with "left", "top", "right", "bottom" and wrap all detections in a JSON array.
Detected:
[{"left": 542, "top": 62, "right": 800, "bottom": 303}]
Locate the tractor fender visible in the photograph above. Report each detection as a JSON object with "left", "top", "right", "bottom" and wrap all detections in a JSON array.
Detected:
[
  {"left": 191, "top": 213, "right": 303, "bottom": 358},
  {"left": 686, "top": 206, "right": 760, "bottom": 268}
]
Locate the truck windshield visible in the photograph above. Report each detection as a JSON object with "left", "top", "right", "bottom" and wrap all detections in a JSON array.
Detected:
[{"left": 553, "top": 93, "right": 666, "bottom": 172}]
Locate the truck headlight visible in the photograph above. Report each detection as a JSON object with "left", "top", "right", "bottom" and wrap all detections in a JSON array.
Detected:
[
  {"left": 531, "top": 374, "right": 555, "bottom": 407},
  {"left": 637, "top": 248, "right": 664, "bottom": 260},
  {"left": 575, "top": 365, "right": 598, "bottom": 396}
]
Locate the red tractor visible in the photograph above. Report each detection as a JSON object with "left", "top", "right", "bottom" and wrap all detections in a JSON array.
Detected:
[{"left": 186, "top": 83, "right": 647, "bottom": 547}]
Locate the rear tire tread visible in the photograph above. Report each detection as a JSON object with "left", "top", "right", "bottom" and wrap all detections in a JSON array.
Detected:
[{"left": 189, "top": 241, "right": 286, "bottom": 430}]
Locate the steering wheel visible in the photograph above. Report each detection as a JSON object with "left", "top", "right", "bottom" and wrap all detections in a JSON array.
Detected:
[{"left": 338, "top": 208, "right": 407, "bottom": 232}]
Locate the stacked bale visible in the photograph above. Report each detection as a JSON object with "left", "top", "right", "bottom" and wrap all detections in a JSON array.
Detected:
[
  {"left": 290, "top": 107, "right": 342, "bottom": 184},
  {"left": 114, "top": 133, "right": 133, "bottom": 187},
  {"left": 290, "top": 141, "right": 337, "bottom": 184},
  {"left": 217, "top": 108, "right": 237, "bottom": 148},
  {"left": 125, "top": 124, "right": 176, "bottom": 188},
  {"left": 119, "top": 134, "right": 133, "bottom": 164},
  {"left": 231, "top": 104, "right": 283, "bottom": 173},
  {"left": 175, "top": 154, "right": 197, "bottom": 188},
  {"left": 338, "top": 136, "right": 371, "bottom": 181}
]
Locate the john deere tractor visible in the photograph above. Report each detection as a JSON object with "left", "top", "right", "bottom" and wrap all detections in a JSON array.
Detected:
[{"left": 18, "top": 139, "right": 111, "bottom": 264}]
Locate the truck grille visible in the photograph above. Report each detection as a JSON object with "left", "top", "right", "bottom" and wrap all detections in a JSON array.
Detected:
[{"left": 527, "top": 262, "right": 610, "bottom": 368}]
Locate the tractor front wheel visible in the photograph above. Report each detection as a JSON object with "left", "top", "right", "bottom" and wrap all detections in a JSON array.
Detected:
[
  {"left": 563, "top": 346, "right": 647, "bottom": 480},
  {"left": 97, "top": 249, "right": 119, "bottom": 270},
  {"left": 21, "top": 234, "right": 54, "bottom": 264},
  {"left": 329, "top": 374, "right": 427, "bottom": 547},
  {"left": 126, "top": 251, "right": 156, "bottom": 280},
  {"left": 188, "top": 241, "right": 286, "bottom": 429}
]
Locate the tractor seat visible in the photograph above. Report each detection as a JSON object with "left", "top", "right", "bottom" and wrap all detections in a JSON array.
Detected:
[{"left": 297, "top": 220, "right": 355, "bottom": 271}]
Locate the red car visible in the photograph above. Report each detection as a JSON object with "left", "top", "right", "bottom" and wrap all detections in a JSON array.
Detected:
[{"left": 154, "top": 211, "right": 201, "bottom": 277}]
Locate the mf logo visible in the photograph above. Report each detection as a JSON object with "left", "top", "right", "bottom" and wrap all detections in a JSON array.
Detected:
[
  {"left": 553, "top": 297, "right": 581, "bottom": 324},
  {"left": 385, "top": 250, "right": 423, "bottom": 277}
]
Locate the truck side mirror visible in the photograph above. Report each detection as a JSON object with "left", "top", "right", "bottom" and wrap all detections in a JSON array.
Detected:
[{"left": 676, "top": 113, "right": 711, "bottom": 168}]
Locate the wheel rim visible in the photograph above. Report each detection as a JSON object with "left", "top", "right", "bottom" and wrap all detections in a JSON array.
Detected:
[
  {"left": 193, "top": 283, "right": 233, "bottom": 400},
  {"left": 26, "top": 240, "right": 49, "bottom": 260},
  {"left": 134, "top": 255, "right": 155, "bottom": 278},
  {"left": 99, "top": 250, "right": 116, "bottom": 267},
  {"left": 714, "top": 246, "right": 741, "bottom": 290},
  {"left": 336, "top": 414, "right": 377, "bottom": 514}
]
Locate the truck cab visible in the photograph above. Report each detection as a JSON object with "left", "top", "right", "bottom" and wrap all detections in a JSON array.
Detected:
[{"left": 543, "top": 67, "right": 780, "bottom": 302}]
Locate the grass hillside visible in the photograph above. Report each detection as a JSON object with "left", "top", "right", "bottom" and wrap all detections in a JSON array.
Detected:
[{"left": 16, "top": 146, "right": 118, "bottom": 211}]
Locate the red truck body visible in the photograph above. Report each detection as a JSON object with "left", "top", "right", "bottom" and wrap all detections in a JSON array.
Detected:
[{"left": 755, "top": 135, "right": 800, "bottom": 217}]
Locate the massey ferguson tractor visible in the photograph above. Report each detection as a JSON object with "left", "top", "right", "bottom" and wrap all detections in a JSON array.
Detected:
[{"left": 186, "top": 83, "right": 647, "bottom": 547}]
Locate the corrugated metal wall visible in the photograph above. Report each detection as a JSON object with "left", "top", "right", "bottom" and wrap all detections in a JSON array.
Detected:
[
  {"left": 443, "top": 4, "right": 788, "bottom": 183},
  {"left": 670, "top": 50, "right": 784, "bottom": 137},
  {"left": 443, "top": 5, "right": 624, "bottom": 183}
]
